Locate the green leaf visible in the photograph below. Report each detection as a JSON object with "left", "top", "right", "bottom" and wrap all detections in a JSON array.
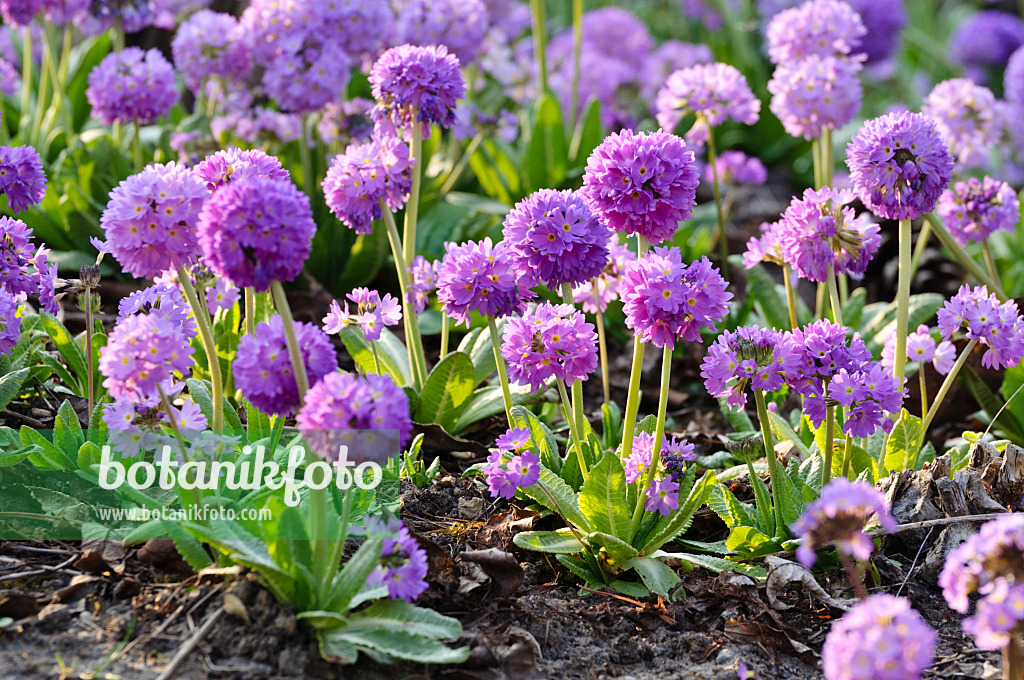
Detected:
[
  {"left": 456, "top": 324, "right": 499, "bottom": 387},
  {"left": 708, "top": 484, "right": 754, "bottom": 530},
  {"left": 38, "top": 313, "right": 89, "bottom": 388},
  {"left": 337, "top": 326, "right": 412, "bottom": 387},
  {"left": 585, "top": 531, "right": 639, "bottom": 566},
  {"left": 345, "top": 599, "right": 463, "bottom": 640},
  {"left": 416, "top": 351, "right": 476, "bottom": 430},
  {"left": 569, "top": 99, "right": 603, "bottom": 166},
  {"left": 651, "top": 551, "right": 768, "bottom": 581},
  {"left": 0, "top": 445, "right": 37, "bottom": 467},
  {"left": 578, "top": 452, "right": 631, "bottom": 539},
  {"left": 454, "top": 384, "right": 547, "bottom": 433},
  {"left": 513, "top": 529, "right": 585, "bottom": 554},
  {"left": 324, "top": 539, "right": 383, "bottom": 614},
  {"left": 20, "top": 426, "right": 75, "bottom": 470},
  {"left": 767, "top": 410, "right": 813, "bottom": 460},
  {"left": 526, "top": 94, "right": 568, "bottom": 191},
  {"left": 187, "top": 378, "right": 243, "bottom": 432},
  {"left": 77, "top": 441, "right": 103, "bottom": 469},
  {"left": 640, "top": 470, "right": 716, "bottom": 555},
  {"left": 725, "top": 526, "right": 775, "bottom": 555},
  {"left": 885, "top": 409, "right": 925, "bottom": 473},
  {"left": 771, "top": 462, "right": 805, "bottom": 532},
  {"left": 510, "top": 405, "right": 562, "bottom": 474},
  {"left": 160, "top": 520, "right": 214, "bottom": 571},
  {"left": 54, "top": 400, "right": 85, "bottom": 459},
  {"left": 716, "top": 396, "right": 755, "bottom": 433},
  {"left": 627, "top": 556, "right": 680, "bottom": 598},
  {"left": 0, "top": 368, "right": 31, "bottom": 412},
  {"left": 520, "top": 466, "right": 590, "bottom": 532},
  {"left": 320, "top": 629, "right": 468, "bottom": 665}
]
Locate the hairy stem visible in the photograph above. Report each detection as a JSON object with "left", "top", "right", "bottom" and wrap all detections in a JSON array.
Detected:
[
  {"left": 530, "top": 0, "right": 548, "bottom": 94},
  {"left": 892, "top": 218, "right": 912, "bottom": 387},
  {"left": 629, "top": 344, "right": 673, "bottom": 536},
  {"left": 557, "top": 377, "right": 589, "bottom": 477},
  {"left": 487, "top": 316, "right": 515, "bottom": 429},
  {"left": 754, "top": 388, "right": 787, "bottom": 539},
  {"left": 706, "top": 122, "right": 729, "bottom": 279},
  {"left": 271, "top": 280, "right": 310, "bottom": 404},
  {"left": 596, "top": 301, "right": 611, "bottom": 406},
  {"left": 177, "top": 265, "right": 224, "bottom": 431},
  {"left": 782, "top": 265, "right": 798, "bottom": 330},
  {"left": 381, "top": 205, "right": 425, "bottom": 387},
  {"left": 620, "top": 236, "right": 650, "bottom": 459}
]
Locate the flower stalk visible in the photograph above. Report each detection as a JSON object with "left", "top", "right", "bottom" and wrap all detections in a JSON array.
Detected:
[
  {"left": 487, "top": 316, "right": 515, "bottom": 429},
  {"left": 892, "top": 218, "right": 912, "bottom": 387},
  {"left": 629, "top": 344, "right": 673, "bottom": 535},
  {"left": 705, "top": 121, "right": 730, "bottom": 278},
  {"left": 271, "top": 280, "right": 310, "bottom": 404},
  {"left": 926, "top": 214, "right": 1007, "bottom": 302},
  {"left": 620, "top": 236, "right": 650, "bottom": 459},
  {"left": 556, "top": 377, "right": 588, "bottom": 477},
  {"left": 754, "top": 387, "right": 788, "bottom": 539},
  {"left": 381, "top": 205, "right": 426, "bottom": 387},
  {"left": 922, "top": 338, "right": 978, "bottom": 432},
  {"left": 177, "top": 265, "right": 224, "bottom": 431}
]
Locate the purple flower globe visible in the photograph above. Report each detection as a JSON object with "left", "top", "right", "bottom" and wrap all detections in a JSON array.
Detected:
[
  {"left": 501, "top": 302, "right": 598, "bottom": 392},
  {"left": 792, "top": 478, "right": 897, "bottom": 567},
  {"left": 705, "top": 151, "right": 767, "bottom": 186},
  {"left": 0, "top": 145, "right": 47, "bottom": 213},
  {"left": 322, "top": 136, "right": 414, "bottom": 235},
  {"left": 171, "top": 10, "right": 250, "bottom": 94},
  {"left": 759, "top": 0, "right": 905, "bottom": 64},
  {"left": 743, "top": 220, "right": 785, "bottom": 269},
  {"left": 936, "top": 176, "right": 1020, "bottom": 246},
  {"left": 785, "top": 320, "right": 873, "bottom": 424},
  {"left": 776, "top": 187, "right": 880, "bottom": 282},
  {"left": 482, "top": 449, "right": 540, "bottom": 500},
  {"left": 822, "top": 594, "right": 936, "bottom": 680},
  {"left": 765, "top": 0, "right": 866, "bottom": 64},
  {"left": 393, "top": 0, "right": 488, "bottom": 66},
  {"left": 881, "top": 324, "right": 955, "bottom": 376},
  {"left": 0, "top": 0, "right": 43, "bottom": 25},
  {"left": 234, "top": 316, "right": 338, "bottom": 417},
  {"left": 435, "top": 238, "right": 534, "bottom": 326},
  {"left": 502, "top": 189, "right": 611, "bottom": 288},
  {"left": 768, "top": 55, "right": 863, "bottom": 140},
  {"left": 845, "top": 111, "right": 954, "bottom": 221},
  {"left": 640, "top": 40, "right": 714, "bottom": 100},
  {"left": 366, "top": 517, "right": 429, "bottom": 602},
  {"left": 369, "top": 44, "right": 466, "bottom": 135},
  {"left": 0, "top": 287, "right": 21, "bottom": 357},
  {"left": 922, "top": 79, "right": 1001, "bottom": 169},
  {"left": 655, "top": 63, "right": 761, "bottom": 145},
  {"left": 581, "top": 130, "right": 700, "bottom": 246},
  {"left": 296, "top": 372, "right": 412, "bottom": 464},
  {"left": 87, "top": 47, "right": 178, "bottom": 126},
  {"left": 936, "top": 284, "right": 1024, "bottom": 370},
  {"left": 940, "top": 514, "right": 1024, "bottom": 650},
  {"left": 828, "top": 363, "right": 904, "bottom": 437},
  {"left": 323, "top": 288, "right": 402, "bottom": 342},
  {"left": 99, "top": 312, "right": 195, "bottom": 402},
  {"left": 196, "top": 175, "right": 315, "bottom": 292},
  {"left": 317, "top": 99, "right": 375, "bottom": 147},
  {"left": 100, "top": 162, "right": 210, "bottom": 280},
  {"left": 262, "top": 46, "right": 352, "bottom": 115},
  {"left": 948, "top": 11, "right": 1024, "bottom": 84},
  {"left": 620, "top": 247, "right": 732, "bottom": 348},
  {"left": 192, "top": 148, "right": 290, "bottom": 192},
  {"left": 701, "top": 325, "right": 799, "bottom": 409},
  {"left": 0, "top": 216, "right": 41, "bottom": 298}
]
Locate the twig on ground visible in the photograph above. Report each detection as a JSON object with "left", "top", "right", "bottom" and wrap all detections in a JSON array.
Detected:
[
  {"left": 154, "top": 605, "right": 226, "bottom": 680},
  {"left": 896, "top": 527, "right": 933, "bottom": 597},
  {"left": 869, "top": 512, "right": 1007, "bottom": 536},
  {"left": 0, "top": 554, "right": 77, "bottom": 583}
]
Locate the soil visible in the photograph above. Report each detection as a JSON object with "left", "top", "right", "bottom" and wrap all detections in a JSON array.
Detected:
[{"left": 0, "top": 471, "right": 1001, "bottom": 680}]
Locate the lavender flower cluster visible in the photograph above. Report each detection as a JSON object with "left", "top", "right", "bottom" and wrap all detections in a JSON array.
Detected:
[{"left": 937, "top": 285, "right": 1024, "bottom": 370}]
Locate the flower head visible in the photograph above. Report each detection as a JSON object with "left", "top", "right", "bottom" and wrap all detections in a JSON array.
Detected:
[
  {"left": 768, "top": 55, "right": 863, "bottom": 140},
  {"left": 701, "top": 325, "right": 798, "bottom": 409},
  {"left": 322, "top": 136, "right": 414, "bottom": 235},
  {"left": 948, "top": 11, "right": 1024, "bottom": 84},
  {"left": 705, "top": 151, "right": 767, "bottom": 187},
  {"left": 0, "top": 287, "right": 21, "bottom": 357},
  {"left": 502, "top": 303, "right": 598, "bottom": 392},
  {"left": 821, "top": 594, "right": 936, "bottom": 680},
  {"left": 0, "top": 144, "right": 47, "bottom": 212},
  {"left": 171, "top": 10, "right": 250, "bottom": 94},
  {"left": 655, "top": 63, "right": 760, "bottom": 145},
  {"left": 1007, "top": 46, "right": 1024, "bottom": 107},
  {"left": 197, "top": 175, "right": 315, "bottom": 291},
  {"left": 482, "top": 449, "right": 540, "bottom": 499},
  {"left": 502, "top": 189, "right": 610, "bottom": 288},
  {"left": 366, "top": 517, "right": 429, "bottom": 602},
  {"left": 644, "top": 477, "right": 680, "bottom": 515},
  {"left": 776, "top": 187, "right": 880, "bottom": 282},
  {"left": 233, "top": 316, "right": 338, "bottom": 416},
  {"left": 435, "top": 238, "right": 534, "bottom": 326},
  {"left": 192, "top": 148, "right": 290, "bottom": 192},
  {"left": 407, "top": 256, "right": 439, "bottom": 313},
  {"left": 785, "top": 320, "right": 872, "bottom": 424},
  {"left": 846, "top": 111, "right": 954, "bottom": 221},
  {"left": 297, "top": 372, "right": 412, "bottom": 463},
  {"left": 87, "top": 47, "right": 178, "bottom": 126},
  {"left": 743, "top": 221, "right": 785, "bottom": 269},
  {"left": 620, "top": 247, "right": 732, "bottom": 348},
  {"left": 369, "top": 44, "right": 466, "bottom": 135},
  {"left": 205, "top": 277, "right": 240, "bottom": 315},
  {"left": 936, "top": 285, "right": 1024, "bottom": 370},
  {"left": 393, "top": 0, "right": 488, "bottom": 65},
  {"left": 792, "top": 478, "right": 896, "bottom": 567},
  {"left": 765, "top": 0, "right": 866, "bottom": 63},
  {"left": 935, "top": 176, "right": 1020, "bottom": 246},
  {"left": 940, "top": 514, "right": 1024, "bottom": 649},
  {"left": 623, "top": 431, "right": 695, "bottom": 483},
  {"left": 882, "top": 324, "right": 956, "bottom": 375},
  {"left": 100, "top": 162, "right": 210, "bottom": 280},
  {"left": 323, "top": 288, "right": 402, "bottom": 342},
  {"left": 99, "top": 312, "right": 195, "bottom": 402},
  {"left": 317, "top": 98, "right": 375, "bottom": 147},
  {"left": 1, "top": 216, "right": 45, "bottom": 299},
  {"left": 922, "top": 79, "right": 1002, "bottom": 169},
  {"left": 829, "top": 364, "right": 904, "bottom": 437},
  {"left": 572, "top": 242, "right": 636, "bottom": 314},
  {"left": 581, "top": 130, "right": 700, "bottom": 246},
  {"left": 117, "top": 280, "right": 197, "bottom": 339}
]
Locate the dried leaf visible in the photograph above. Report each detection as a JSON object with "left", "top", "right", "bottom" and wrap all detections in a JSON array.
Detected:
[{"left": 764, "top": 556, "right": 851, "bottom": 611}]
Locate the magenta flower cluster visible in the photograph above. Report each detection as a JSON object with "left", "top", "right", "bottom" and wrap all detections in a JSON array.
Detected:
[
  {"left": 99, "top": 311, "right": 195, "bottom": 403},
  {"left": 366, "top": 517, "right": 429, "bottom": 602},
  {"left": 785, "top": 320, "right": 874, "bottom": 424},
  {"left": 700, "top": 325, "right": 796, "bottom": 409},
  {"left": 407, "top": 256, "right": 439, "bottom": 314},
  {"left": 937, "top": 285, "right": 1024, "bottom": 370},
  {"left": 296, "top": 372, "right": 412, "bottom": 464},
  {"left": 922, "top": 79, "right": 1001, "bottom": 169},
  {"left": 435, "top": 238, "right": 534, "bottom": 326},
  {"left": 323, "top": 288, "right": 403, "bottom": 342},
  {"left": 0, "top": 287, "right": 22, "bottom": 357},
  {"left": 768, "top": 55, "right": 863, "bottom": 140},
  {"left": 705, "top": 151, "right": 767, "bottom": 187},
  {"left": 0, "top": 144, "right": 47, "bottom": 213},
  {"left": 233, "top": 316, "right": 338, "bottom": 416},
  {"left": 821, "top": 594, "right": 936, "bottom": 680},
  {"left": 620, "top": 247, "right": 732, "bottom": 348},
  {"left": 765, "top": 0, "right": 866, "bottom": 63},
  {"left": 100, "top": 162, "right": 210, "bottom": 280},
  {"left": 501, "top": 303, "right": 598, "bottom": 392},
  {"left": 502, "top": 189, "right": 610, "bottom": 288},
  {"left": 483, "top": 427, "right": 540, "bottom": 500},
  {"left": 828, "top": 364, "right": 903, "bottom": 437},
  {"left": 935, "top": 176, "right": 1020, "bottom": 246},
  {"left": 87, "top": 47, "right": 178, "bottom": 126},
  {"left": 846, "top": 111, "right": 954, "bottom": 221},
  {"left": 322, "top": 136, "right": 414, "bottom": 235},
  {"left": 369, "top": 44, "right": 466, "bottom": 135},
  {"left": 192, "top": 148, "right": 290, "bottom": 192},
  {"left": 881, "top": 324, "right": 956, "bottom": 375},
  {"left": 939, "top": 514, "right": 1024, "bottom": 650},
  {"left": 792, "top": 478, "right": 897, "bottom": 567},
  {"left": 170, "top": 10, "right": 250, "bottom": 94},
  {"left": 394, "top": 0, "right": 488, "bottom": 66},
  {"left": 655, "top": 62, "right": 761, "bottom": 145},
  {"left": 581, "top": 130, "right": 700, "bottom": 246},
  {"left": 0, "top": 216, "right": 58, "bottom": 313}
]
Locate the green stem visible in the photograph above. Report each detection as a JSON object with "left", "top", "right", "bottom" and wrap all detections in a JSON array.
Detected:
[
  {"left": 782, "top": 265, "right": 798, "bottom": 330},
  {"left": 404, "top": 110, "right": 423, "bottom": 269},
  {"left": 382, "top": 205, "right": 426, "bottom": 387},
  {"left": 927, "top": 214, "right": 1008, "bottom": 302},
  {"left": 629, "top": 345, "right": 673, "bottom": 536},
  {"left": 323, "top": 487, "right": 354, "bottom": 597},
  {"left": 309, "top": 485, "right": 329, "bottom": 594},
  {"left": 815, "top": 281, "right": 825, "bottom": 320},
  {"left": 19, "top": 26, "right": 32, "bottom": 136},
  {"left": 826, "top": 263, "right": 843, "bottom": 327},
  {"left": 561, "top": 283, "right": 586, "bottom": 438},
  {"left": 439, "top": 314, "right": 449, "bottom": 359},
  {"left": 982, "top": 241, "right": 1005, "bottom": 299},
  {"left": 919, "top": 365, "right": 928, "bottom": 421},
  {"left": 570, "top": 0, "right": 583, "bottom": 129},
  {"left": 244, "top": 287, "right": 255, "bottom": 336},
  {"left": 85, "top": 290, "right": 94, "bottom": 421},
  {"left": 530, "top": 0, "right": 549, "bottom": 94},
  {"left": 754, "top": 388, "right": 787, "bottom": 539},
  {"left": 821, "top": 126, "right": 833, "bottom": 187},
  {"left": 556, "top": 377, "right": 588, "bottom": 477},
  {"left": 158, "top": 384, "right": 202, "bottom": 512},
  {"left": 620, "top": 236, "right": 650, "bottom": 459},
  {"left": 908, "top": 218, "right": 931, "bottom": 285},
  {"left": 371, "top": 342, "right": 382, "bottom": 375},
  {"left": 811, "top": 139, "right": 823, "bottom": 190},
  {"left": 42, "top": 23, "right": 73, "bottom": 139},
  {"left": 823, "top": 403, "right": 836, "bottom": 485},
  {"left": 132, "top": 121, "right": 143, "bottom": 170},
  {"left": 30, "top": 25, "right": 50, "bottom": 145},
  {"left": 840, "top": 433, "right": 854, "bottom": 480},
  {"left": 177, "top": 265, "right": 224, "bottom": 431},
  {"left": 596, "top": 303, "right": 611, "bottom": 406},
  {"left": 893, "top": 218, "right": 912, "bottom": 387},
  {"left": 299, "top": 116, "right": 314, "bottom": 199},
  {"left": 922, "top": 338, "right": 979, "bottom": 433},
  {"left": 746, "top": 459, "right": 775, "bottom": 537},
  {"left": 439, "top": 132, "right": 482, "bottom": 195},
  {"left": 270, "top": 280, "right": 311, "bottom": 403},
  {"left": 58, "top": 25, "right": 71, "bottom": 81},
  {"left": 487, "top": 316, "right": 515, "bottom": 429},
  {"left": 706, "top": 122, "right": 730, "bottom": 278}
]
